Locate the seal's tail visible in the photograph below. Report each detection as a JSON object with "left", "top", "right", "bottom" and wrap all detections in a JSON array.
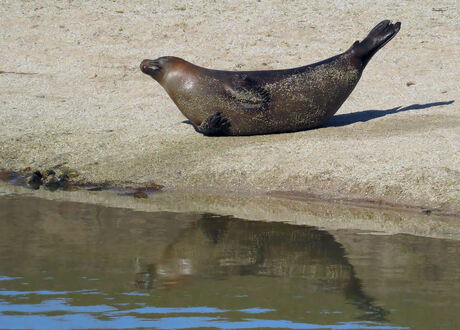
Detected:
[{"left": 351, "top": 20, "right": 401, "bottom": 67}]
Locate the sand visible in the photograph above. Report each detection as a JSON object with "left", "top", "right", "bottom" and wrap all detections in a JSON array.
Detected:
[{"left": 0, "top": 0, "right": 459, "bottom": 212}]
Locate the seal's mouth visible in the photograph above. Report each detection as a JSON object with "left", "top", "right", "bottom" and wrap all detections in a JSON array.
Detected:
[{"left": 140, "top": 59, "right": 161, "bottom": 75}]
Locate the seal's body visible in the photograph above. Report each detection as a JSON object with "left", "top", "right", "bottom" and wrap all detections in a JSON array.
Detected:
[{"left": 141, "top": 20, "right": 400, "bottom": 136}]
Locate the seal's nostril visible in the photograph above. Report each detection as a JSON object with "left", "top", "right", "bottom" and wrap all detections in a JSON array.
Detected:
[
  {"left": 140, "top": 60, "right": 149, "bottom": 72},
  {"left": 140, "top": 62, "right": 149, "bottom": 73}
]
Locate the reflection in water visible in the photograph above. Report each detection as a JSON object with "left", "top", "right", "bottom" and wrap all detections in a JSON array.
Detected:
[
  {"left": 0, "top": 195, "right": 459, "bottom": 329},
  {"left": 138, "top": 214, "right": 388, "bottom": 320}
]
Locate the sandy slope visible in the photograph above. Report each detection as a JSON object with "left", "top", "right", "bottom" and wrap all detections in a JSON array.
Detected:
[{"left": 0, "top": 0, "right": 459, "bottom": 211}]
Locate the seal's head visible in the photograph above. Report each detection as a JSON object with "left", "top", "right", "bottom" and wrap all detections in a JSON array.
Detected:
[
  {"left": 140, "top": 56, "right": 173, "bottom": 82},
  {"left": 140, "top": 56, "right": 201, "bottom": 101},
  {"left": 140, "top": 56, "right": 193, "bottom": 82}
]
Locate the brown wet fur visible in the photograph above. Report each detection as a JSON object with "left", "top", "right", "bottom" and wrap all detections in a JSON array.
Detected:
[{"left": 141, "top": 21, "right": 401, "bottom": 136}]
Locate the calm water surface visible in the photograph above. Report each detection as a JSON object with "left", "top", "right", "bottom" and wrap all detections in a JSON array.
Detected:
[{"left": 0, "top": 195, "right": 459, "bottom": 329}]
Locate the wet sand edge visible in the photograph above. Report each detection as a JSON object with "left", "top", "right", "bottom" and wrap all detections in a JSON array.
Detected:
[{"left": 1, "top": 180, "right": 458, "bottom": 241}]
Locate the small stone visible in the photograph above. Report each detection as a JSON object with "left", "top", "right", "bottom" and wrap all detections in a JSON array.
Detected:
[
  {"left": 0, "top": 169, "right": 19, "bottom": 182},
  {"left": 27, "top": 171, "right": 43, "bottom": 190},
  {"left": 58, "top": 174, "right": 70, "bottom": 189},
  {"left": 143, "top": 184, "right": 164, "bottom": 192},
  {"left": 406, "top": 81, "right": 415, "bottom": 86},
  {"left": 60, "top": 167, "right": 79, "bottom": 178},
  {"left": 44, "top": 175, "right": 60, "bottom": 192},
  {"left": 134, "top": 191, "right": 148, "bottom": 199}
]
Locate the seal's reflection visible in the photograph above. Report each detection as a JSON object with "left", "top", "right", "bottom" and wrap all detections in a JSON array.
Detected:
[{"left": 136, "top": 213, "right": 388, "bottom": 321}]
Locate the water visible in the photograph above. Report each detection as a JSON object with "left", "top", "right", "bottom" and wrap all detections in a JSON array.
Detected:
[{"left": 0, "top": 195, "right": 458, "bottom": 329}]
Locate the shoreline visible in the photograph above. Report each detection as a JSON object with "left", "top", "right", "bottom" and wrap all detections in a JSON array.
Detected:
[
  {"left": 1, "top": 166, "right": 459, "bottom": 218},
  {"left": 1, "top": 181, "right": 459, "bottom": 241},
  {"left": 270, "top": 190, "right": 460, "bottom": 218}
]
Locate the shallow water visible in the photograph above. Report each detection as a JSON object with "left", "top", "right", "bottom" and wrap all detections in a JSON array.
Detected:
[{"left": 0, "top": 195, "right": 458, "bottom": 329}]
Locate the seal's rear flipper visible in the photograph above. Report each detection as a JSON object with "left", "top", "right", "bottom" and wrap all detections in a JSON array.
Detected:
[{"left": 351, "top": 20, "right": 401, "bottom": 68}]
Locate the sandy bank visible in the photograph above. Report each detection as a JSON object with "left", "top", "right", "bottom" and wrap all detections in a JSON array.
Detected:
[{"left": 0, "top": 1, "right": 458, "bottom": 211}]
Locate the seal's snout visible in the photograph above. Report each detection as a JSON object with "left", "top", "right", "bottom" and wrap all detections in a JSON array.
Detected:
[{"left": 140, "top": 59, "right": 160, "bottom": 75}]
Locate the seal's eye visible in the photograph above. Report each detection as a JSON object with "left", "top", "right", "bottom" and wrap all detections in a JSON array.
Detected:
[{"left": 157, "top": 56, "right": 169, "bottom": 64}]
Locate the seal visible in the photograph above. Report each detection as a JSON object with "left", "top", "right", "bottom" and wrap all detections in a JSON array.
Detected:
[{"left": 140, "top": 20, "right": 401, "bottom": 136}]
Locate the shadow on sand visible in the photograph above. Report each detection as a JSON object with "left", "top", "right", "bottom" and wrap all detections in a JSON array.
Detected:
[
  {"left": 324, "top": 100, "right": 454, "bottom": 127},
  {"left": 181, "top": 100, "right": 455, "bottom": 134}
]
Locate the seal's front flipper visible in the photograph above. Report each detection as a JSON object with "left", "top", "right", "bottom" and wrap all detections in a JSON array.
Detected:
[
  {"left": 198, "top": 112, "right": 231, "bottom": 136},
  {"left": 224, "top": 74, "right": 271, "bottom": 113}
]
